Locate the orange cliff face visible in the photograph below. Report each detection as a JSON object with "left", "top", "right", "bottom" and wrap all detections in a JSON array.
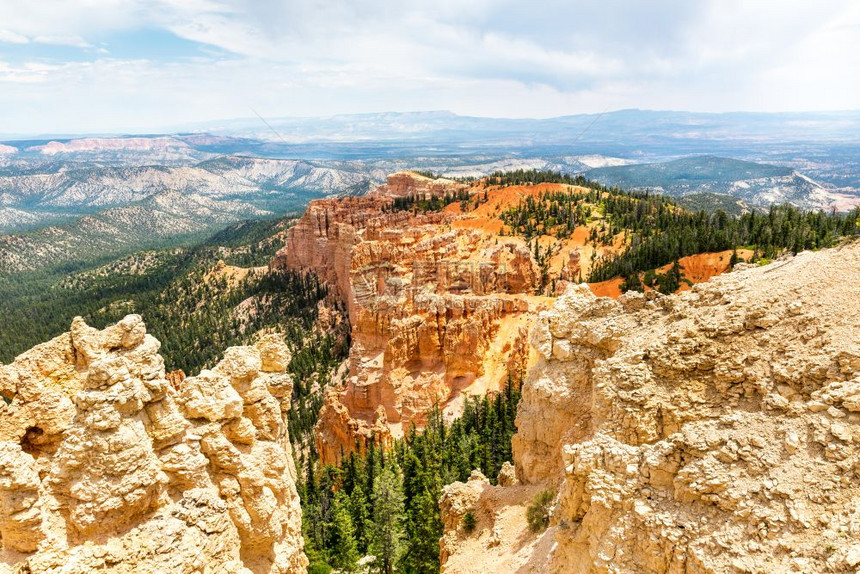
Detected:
[
  {"left": 272, "top": 173, "right": 557, "bottom": 463},
  {"left": 271, "top": 171, "right": 745, "bottom": 464}
]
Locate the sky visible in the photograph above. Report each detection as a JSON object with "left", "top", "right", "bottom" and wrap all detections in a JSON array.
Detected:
[{"left": 0, "top": 0, "right": 858, "bottom": 135}]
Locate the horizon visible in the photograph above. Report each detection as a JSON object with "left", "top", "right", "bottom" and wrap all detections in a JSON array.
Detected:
[{"left": 4, "top": 107, "right": 860, "bottom": 141}]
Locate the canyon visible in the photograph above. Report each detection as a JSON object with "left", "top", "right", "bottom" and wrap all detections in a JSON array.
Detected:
[
  {"left": 273, "top": 172, "right": 552, "bottom": 463},
  {"left": 3, "top": 168, "right": 860, "bottom": 573},
  {"left": 274, "top": 172, "right": 749, "bottom": 465}
]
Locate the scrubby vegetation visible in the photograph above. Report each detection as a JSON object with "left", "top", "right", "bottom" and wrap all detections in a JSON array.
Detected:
[
  {"left": 526, "top": 489, "right": 556, "bottom": 534},
  {"left": 462, "top": 512, "right": 477, "bottom": 534}
]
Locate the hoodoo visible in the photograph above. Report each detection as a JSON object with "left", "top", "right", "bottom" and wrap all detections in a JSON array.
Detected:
[
  {"left": 274, "top": 171, "right": 764, "bottom": 466},
  {"left": 273, "top": 172, "right": 552, "bottom": 464}
]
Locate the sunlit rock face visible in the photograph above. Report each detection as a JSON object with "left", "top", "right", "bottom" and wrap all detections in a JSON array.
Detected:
[
  {"left": 442, "top": 242, "right": 860, "bottom": 574},
  {"left": 0, "top": 316, "right": 306, "bottom": 574},
  {"left": 273, "top": 172, "right": 548, "bottom": 464}
]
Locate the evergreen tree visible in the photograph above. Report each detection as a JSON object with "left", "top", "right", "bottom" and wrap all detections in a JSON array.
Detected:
[
  {"left": 729, "top": 248, "right": 740, "bottom": 267},
  {"left": 348, "top": 482, "right": 372, "bottom": 553},
  {"left": 326, "top": 491, "right": 360, "bottom": 572},
  {"left": 656, "top": 260, "right": 682, "bottom": 294},
  {"left": 400, "top": 489, "right": 444, "bottom": 574},
  {"left": 370, "top": 466, "right": 405, "bottom": 574}
]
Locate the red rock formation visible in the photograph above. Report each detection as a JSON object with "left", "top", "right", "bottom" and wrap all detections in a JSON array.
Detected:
[
  {"left": 273, "top": 172, "right": 549, "bottom": 463},
  {"left": 376, "top": 171, "right": 468, "bottom": 199}
]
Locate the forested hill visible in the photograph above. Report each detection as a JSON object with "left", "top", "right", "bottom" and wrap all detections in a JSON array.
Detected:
[
  {"left": 0, "top": 217, "right": 347, "bottom": 373},
  {"left": 491, "top": 169, "right": 860, "bottom": 293}
]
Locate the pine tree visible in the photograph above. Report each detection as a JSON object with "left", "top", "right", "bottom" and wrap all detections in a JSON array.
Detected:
[
  {"left": 348, "top": 482, "right": 371, "bottom": 553},
  {"left": 370, "top": 466, "right": 405, "bottom": 574},
  {"left": 326, "top": 491, "right": 359, "bottom": 572},
  {"left": 400, "top": 488, "right": 443, "bottom": 574}
]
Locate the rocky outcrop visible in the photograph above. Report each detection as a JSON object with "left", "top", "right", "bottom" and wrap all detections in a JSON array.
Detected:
[
  {"left": 441, "top": 241, "right": 860, "bottom": 573},
  {"left": 375, "top": 171, "right": 467, "bottom": 199},
  {"left": 439, "top": 470, "right": 491, "bottom": 565},
  {"left": 0, "top": 316, "right": 306, "bottom": 573}
]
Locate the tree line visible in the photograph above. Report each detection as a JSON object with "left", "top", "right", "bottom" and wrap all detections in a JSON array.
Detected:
[
  {"left": 589, "top": 203, "right": 860, "bottom": 285},
  {"left": 490, "top": 169, "right": 860, "bottom": 289},
  {"left": 386, "top": 190, "right": 474, "bottom": 214}
]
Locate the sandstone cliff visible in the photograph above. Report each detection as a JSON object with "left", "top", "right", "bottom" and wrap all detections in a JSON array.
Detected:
[
  {"left": 274, "top": 172, "right": 554, "bottom": 464},
  {"left": 0, "top": 316, "right": 306, "bottom": 573},
  {"left": 440, "top": 241, "right": 860, "bottom": 573}
]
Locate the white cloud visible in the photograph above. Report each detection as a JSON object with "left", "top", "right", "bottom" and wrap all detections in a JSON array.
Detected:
[
  {"left": 0, "top": 29, "right": 29, "bottom": 44},
  {"left": 0, "top": 60, "right": 64, "bottom": 83},
  {"left": 32, "top": 35, "right": 93, "bottom": 48},
  {"left": 0, "top": 0, "right": 857, "bottom": 133}
]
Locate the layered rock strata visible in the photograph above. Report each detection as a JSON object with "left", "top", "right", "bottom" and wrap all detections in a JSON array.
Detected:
[
  {"left": 0, "top": 316, "right": 306, "bottom": 573},
  {"left": 441, "top": 241, "right": 860, "bottom": 573}
]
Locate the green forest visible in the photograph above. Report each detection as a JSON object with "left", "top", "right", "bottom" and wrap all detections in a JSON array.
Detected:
[
  {"left": 299, "top": 380, "right": 521, "bottom": 574},
  {"left": 0, "top": 218, "right": 294, "bottom": 368},
  {"left": 386, "top": 189, "right": 475, "bottom": 214}
]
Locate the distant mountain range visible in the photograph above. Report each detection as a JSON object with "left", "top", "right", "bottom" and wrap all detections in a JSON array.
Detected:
[
  {"left": 0, "top": 156, "right": 387, "bottom": 272},
  {"left": 585, "top": 156, "right": 858, "bottom": 212},
  {"left": 177, "top": 109, "right": 860, "bottom": 148},
  {"left": 1, "top": 109, "right": 859, "bottom": 274},
  {"left": 0, "top": 189, "right": 262, "bottom": 273},
  {"left": 5, "top": 108, "right": 860, "bottom": 160},
  {"left": 0, "top": 157, "right": 385, "bottom": 231},
  {"left": 3, "top": 109, "right": 859, "bottom": 184}
]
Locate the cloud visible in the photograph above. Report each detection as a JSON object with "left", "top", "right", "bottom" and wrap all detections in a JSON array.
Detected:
[
  {"left": 32, "top": 35, "right": 93, "bottom": 48},
  {"left": 0, "top": 60, "right": 65, "bottom": 83},
  {"left": 0, "top": 29, "right": 29, "bottom": 44},
  {"left": 0, "top": 0, "right": 857, "bottom": 134}
]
